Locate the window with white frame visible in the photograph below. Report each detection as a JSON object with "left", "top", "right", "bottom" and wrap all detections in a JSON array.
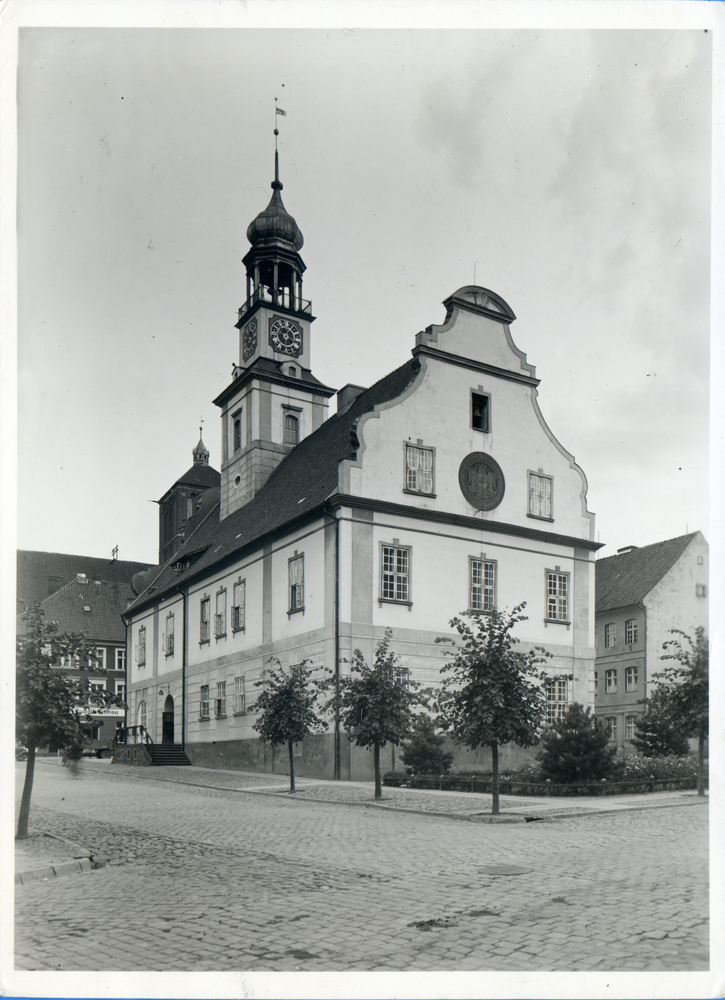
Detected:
[
  {"left": 605, "top": 717, "right": 617, "bottom": 742},
  {"left": 470, "top": 557, "right": 496, "bottom": 612},
  {"left": 289, "top": 554, "right": 304, "bottom": 613},
  {"left": 625, "top": 619, "right": 638, "bottom": 645},
  {"left": 216, "top": 681, "right": 226, "bottom": 718},
  {"left": 626, "top": 715, "right": 637, "bottom": 741},
  {"left": 284, "top": 413, "right": 299, "bottom": 446},
  {"left": 405, "top": 443, "right": 434, "bottom": 494},
  {"left": 215, "top": 589, "right": 227, "bottom": 638},
  {"left": 115, "top": 648, "right": 126, "bottom": 671},
  {"left": 545, "top": 677, "right": 568, "bottom": 724},
  {"left": 199, "top": 684, "right": 210, "bottom": 720},
  {"left": 625, "top": 665, "right": 638, "bottom": 692},
  {"left": 137, "top": 626, "right": 146, "bottom": 667},
  {"left": 116, "top": 682, "right": 126, "bottom": 704},
  {"left": 164, "top": 613, "right": 175, "bottom": 656},
  {"left": 393, "top": 666, "right": 410, "bottom": 690},
  {"left": 529, "top": 472, "right": 553, "bottom": 519},
  {"left": 89, "top": 680, "right": 106, "bottom": 694},
  {"left": 605, "top": 669, "right": 617, "bottom": 693},
  {"left": 381, "top": 544, "right": 411, "bottom": 603},
  {"left": 94, "top": 647, "right": 106, "bottom": 670},
  {"left": 605, "top": 623, "right": 617, "bottom": 647},
  {"left": 138, "top": 700, "right": 147, "bottom": 729},
  {"left": 233, "top": 675, "right": 246, "bottom": 714},
  {"left": 200, "top": 598, "right": 210, "bottom": 643},
  {"left": 546, "top": 570, "right": 569, "bottom": 621},
  {"left": 471, "top": 392, "right": 490, "bottom": 432},
  {"left": 232, "top": 580, "right": 246, "bottom": 631},
  {"left": 186, "top": 497, "right": 193, "bottom": 519}
]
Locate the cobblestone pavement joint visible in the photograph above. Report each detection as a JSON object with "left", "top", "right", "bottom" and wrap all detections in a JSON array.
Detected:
[{"left": 14, "top": 759, "right": 709, "bottom": 973}]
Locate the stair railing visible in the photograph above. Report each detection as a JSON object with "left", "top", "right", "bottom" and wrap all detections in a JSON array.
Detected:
[{"left": 112, "top": 725, "right": 154, "bottom": 749}]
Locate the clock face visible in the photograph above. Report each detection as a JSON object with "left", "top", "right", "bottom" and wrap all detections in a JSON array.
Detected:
[
  {"left": 269, "top": 316, "right": 303, "bottom": 357},
  {"left": 242, "top": 319, "right": 257, "bottom": 361}
]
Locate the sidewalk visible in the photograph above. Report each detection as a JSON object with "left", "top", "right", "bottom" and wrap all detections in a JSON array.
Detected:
[
  {"left": 27, "top": 754, "right": 708, "bottom": 826},
  {"left": 15, "top": 831, "right": 93, "bottom": 884}
]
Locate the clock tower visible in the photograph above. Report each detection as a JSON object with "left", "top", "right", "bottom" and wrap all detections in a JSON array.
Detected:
[{"left": 214, "top": 149, "right": 335, "bottom": 520}]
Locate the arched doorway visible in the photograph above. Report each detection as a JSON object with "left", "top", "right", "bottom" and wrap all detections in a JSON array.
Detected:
[{"left": 162, "top": 695, "right": 174, "bottom": 744}]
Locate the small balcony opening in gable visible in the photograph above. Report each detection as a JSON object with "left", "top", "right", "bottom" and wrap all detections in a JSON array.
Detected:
[{"left": 471, "top": 392, "right": 490, "bottom": 432}]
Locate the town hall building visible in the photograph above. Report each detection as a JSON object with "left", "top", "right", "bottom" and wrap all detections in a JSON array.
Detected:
[{"left": 123, "top": 150, "right": 600, "bottom": 779}]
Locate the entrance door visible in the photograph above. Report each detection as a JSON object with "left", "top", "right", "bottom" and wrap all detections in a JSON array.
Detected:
[{"left": 162, "top": 695, "right": 174, "bottom": 744}]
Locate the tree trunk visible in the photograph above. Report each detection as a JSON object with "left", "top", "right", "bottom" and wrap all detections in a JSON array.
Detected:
[
  {"left": 697, "top": 731, "right": 705, "bottom": 797},
  {"left": 491, "top": 742, "right": 500, "bottom": 815},
  {"left": 288, "top": 740, "right": 296, "bottom": 793},
  {"left": 17, "top": 744, "right": 36, "bottom": 839},
  {"left": 373, "top": 742, "right": 382, "bottom": 800}
]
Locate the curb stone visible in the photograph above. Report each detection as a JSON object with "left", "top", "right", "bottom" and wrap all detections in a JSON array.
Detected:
[{"left": 15, "top": 858, "right": 92, "bottom": 885}]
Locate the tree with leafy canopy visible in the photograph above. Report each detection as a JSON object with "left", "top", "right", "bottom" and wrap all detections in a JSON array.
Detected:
[
  {"left": 630, "top": 688, "right": 691, "bottom": 759},
  {"left": 650, "top": 627, "right": 708, "bottom": 796},
  {"left": 16, "top": 605, "right": 125, "bottom": 839},
  {"left": 336, "top": 629, "right": 424, "bottom": 800},
  {"left": 435, "top": 604, "right": 553, "bottom": 815},
  {"left": 537, "top": 703, "right": 616, "bottom": 782},
  {"left": 253, "top": 659, "right": 330, "bottom": 792},
  {"left": 400, "top": 715, "right": 455, "bottom": 776}
]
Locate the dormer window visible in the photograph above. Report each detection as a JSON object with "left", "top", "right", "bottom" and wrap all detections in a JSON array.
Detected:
[{"left": 288, "top": 365, "right": 297, "bottom": 378}]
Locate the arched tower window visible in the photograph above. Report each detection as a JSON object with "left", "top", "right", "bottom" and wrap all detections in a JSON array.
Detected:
[{"left": 284, "top": 413, "right": 299, "bottom": 446}]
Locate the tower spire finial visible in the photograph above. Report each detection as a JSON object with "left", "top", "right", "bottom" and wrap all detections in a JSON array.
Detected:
[{"left": 273, "top": 96, "right": 286, "bottom": 191}]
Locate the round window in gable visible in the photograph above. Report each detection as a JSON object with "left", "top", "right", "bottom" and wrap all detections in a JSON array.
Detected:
[{"left": 234, "top": 475, "right": 241, "bottom": 488}]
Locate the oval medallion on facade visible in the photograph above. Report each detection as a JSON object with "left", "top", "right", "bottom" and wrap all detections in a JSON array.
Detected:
[{"left": 458, "top": 452, "right": 505, "bottom": 510}]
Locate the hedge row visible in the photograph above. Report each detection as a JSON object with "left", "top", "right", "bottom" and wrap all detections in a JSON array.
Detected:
[{"left": 382, "top": 771, "right": 698, "bottom": 796}]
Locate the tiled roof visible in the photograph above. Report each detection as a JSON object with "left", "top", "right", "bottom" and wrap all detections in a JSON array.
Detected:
[
  {"left": 162, "top": 463, "right": 221, "bottom": 496},
  {"left": 17, "top": 551, "right": 155, "bottom": 610},
  {"left": 128, "top": 358, "right": 421, "bottom": 613},
  {"left": 595, "top": 533, "right": 697, "bottom": 614},
  {"left": 27, "top": 580, "right": 136, "bottom": 642}
]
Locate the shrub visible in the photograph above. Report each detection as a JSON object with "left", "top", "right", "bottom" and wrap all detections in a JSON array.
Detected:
[
  {"left": 400, "top": 715, "right": 455, "bottom": 775},
  {"left": 630, "top": 691, "right": 691, "bottom": 758},
  {"left": 537, "top": 703, "right": 616, "bottom": 783},
  {"left": 609, "top": 751, "right": 696, "bottom": 782},
  {"left": 502, "top": 759, "right": 544, "bottom": 783}
]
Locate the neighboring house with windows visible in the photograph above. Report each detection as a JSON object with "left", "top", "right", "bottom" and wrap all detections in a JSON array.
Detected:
[
  {"left": 123, "top": 152, "right": 599, "bottom": 779},
  {"left": 594, "top": 532, "right": 709, "bottom": 748},
  {"left": 23, "top": 578, "right": 133, "bottom": 754}
]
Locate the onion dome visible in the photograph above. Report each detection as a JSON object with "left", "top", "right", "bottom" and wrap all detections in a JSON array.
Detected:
[{"left": 246, "top": 151, "right": 304, "bottom": 252}]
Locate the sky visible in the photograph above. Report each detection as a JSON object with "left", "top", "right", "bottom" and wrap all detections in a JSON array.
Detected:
[{"left": 10, "top": 9, "right": 715, "bottom": 567}]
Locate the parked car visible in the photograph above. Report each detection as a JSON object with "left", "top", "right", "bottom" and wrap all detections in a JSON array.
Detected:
[{"left": 15, "top": 744, "right": 29, "bottom": 761}]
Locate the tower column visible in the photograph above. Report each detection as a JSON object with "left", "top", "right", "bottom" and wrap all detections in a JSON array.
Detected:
[
  {"left": 246, "top": 274, "right": 252, "bottom": 306},
  {"left": 273, "top": 262, "right": 279, "bottom": 304}
]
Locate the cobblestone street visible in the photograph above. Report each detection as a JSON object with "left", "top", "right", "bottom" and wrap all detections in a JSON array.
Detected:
[{"left": 14, "top": 760, "right": 709, "bottom": 973}]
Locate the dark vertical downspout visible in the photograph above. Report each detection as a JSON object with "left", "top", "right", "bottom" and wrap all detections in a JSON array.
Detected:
[
  {"left": 121, "top": 614, "right": 129, "bottom": 733},
  {"left": 334, "top": 513, "right": 341, "bottom": 780},
  {"left": 178, "top": 586, "right": 187, "bottom": 750}
]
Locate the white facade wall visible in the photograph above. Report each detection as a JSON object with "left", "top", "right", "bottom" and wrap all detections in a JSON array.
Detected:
[{"left": 645, "top": 533, "right": 709, "bottom": 695}]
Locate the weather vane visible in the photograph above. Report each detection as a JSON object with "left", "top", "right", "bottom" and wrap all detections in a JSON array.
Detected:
[{"left": 274, "top": 94, "right": 287, "bottom": 152}]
